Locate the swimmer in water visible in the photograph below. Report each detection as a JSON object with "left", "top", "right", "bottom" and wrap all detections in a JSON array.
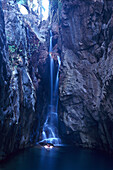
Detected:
[{"left": 44, "top": 143, "right": 54, "bottom": 149}]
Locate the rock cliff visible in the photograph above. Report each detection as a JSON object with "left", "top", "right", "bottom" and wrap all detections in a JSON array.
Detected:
[
  {"left": 58, "top": 0, "right": 113, "bottom": 152},
  {"left": 0, "top": 0, "right": 49, "bottom": 160}
]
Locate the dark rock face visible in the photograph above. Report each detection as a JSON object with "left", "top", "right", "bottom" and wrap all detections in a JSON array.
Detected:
[
  {"left": 0, "top": 0, "right": 49, "bottom": 160},
  {"left": 0, "top": 0, "right": 11, "bottom": 160},
  {"left": 58, "top": 0, "right": 113, "bottom": 152}
]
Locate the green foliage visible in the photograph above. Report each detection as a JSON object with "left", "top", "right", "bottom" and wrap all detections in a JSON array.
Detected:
[
  {"left": 58, "top": 0, "right": 62, "bottom": 12},
  {"left": 50, "top": 0, "right": 58, "bottom": 9},
  {"left": 6, "top": 36, "right": 10, "bottom": 41},
  {"left": 50, "top": 0, "right": 62, "bottom": 9},
  {"left": 19, "top": 49, "right": 22, "bottom": 52},
  {"left": 52, "top": 0, "right": 58, "bottom": 8},
  {"left": 15, "top": 65, "right": 18, "bottom": 68},
  {"left": 8, "top": 45, "right": 16, "bottom": 53},
  {"left": 16, "top": 0, "right": 27, "bottom": 5},
  {"left": 58, "top": 0, "right": 62, "bottom": 23}
]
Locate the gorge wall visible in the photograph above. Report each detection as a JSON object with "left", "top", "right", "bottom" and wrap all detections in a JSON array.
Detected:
[
  {"left": 58, "top": 0, "right": 113, "bottom": 152},
  {"left": 0, "top": 0, "right": 50, "bottom": 160}
]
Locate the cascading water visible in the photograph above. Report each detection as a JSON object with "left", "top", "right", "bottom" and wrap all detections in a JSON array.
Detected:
[
  {"left": 49, "top": 30, "right": 53, "bottom": 106},
  {"left": 40, "top": 30, "right": 61, "bottom": 145}
]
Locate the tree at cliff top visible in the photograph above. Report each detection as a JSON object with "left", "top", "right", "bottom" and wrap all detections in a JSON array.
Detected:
[{"left": 17, "top": 0, "right": 49, "bottom": 21}]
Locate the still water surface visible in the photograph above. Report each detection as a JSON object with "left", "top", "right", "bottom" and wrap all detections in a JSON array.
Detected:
[{"left": 0, "top": 146, "right": 113, "bottom": 170}]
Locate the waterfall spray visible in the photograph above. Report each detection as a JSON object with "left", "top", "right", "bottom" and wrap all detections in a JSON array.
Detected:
[{"left": 40, "top": 30, "right": 61, "bottom": 145}]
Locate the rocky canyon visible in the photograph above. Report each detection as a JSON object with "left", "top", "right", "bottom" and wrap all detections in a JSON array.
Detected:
[{"left": 0, "top": 0, "right": 113, "bottom": 161}]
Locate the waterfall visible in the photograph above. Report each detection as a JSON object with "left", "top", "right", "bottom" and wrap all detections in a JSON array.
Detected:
[
  {"left": 54, "top": 56, "right": 61, "bottom": 113},
  {"left": 49, "top": 30, "right": 53, "bottom": 106},
  {"left": 39, "top": 30, "right": 61, "bottom": 145}
]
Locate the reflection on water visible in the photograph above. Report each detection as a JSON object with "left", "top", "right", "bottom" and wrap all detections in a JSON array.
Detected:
[{"left": 0, "top": 146, "right": 113, "bottom": 170}]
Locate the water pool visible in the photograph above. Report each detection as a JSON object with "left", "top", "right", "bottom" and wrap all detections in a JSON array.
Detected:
[{"left": 0, "top": 146, "right": 113, "bottom": 170}]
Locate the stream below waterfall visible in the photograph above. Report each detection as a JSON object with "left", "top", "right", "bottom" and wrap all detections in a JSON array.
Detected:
[{"left": 0, "top": 146, "right": 113, "bottom": 170}]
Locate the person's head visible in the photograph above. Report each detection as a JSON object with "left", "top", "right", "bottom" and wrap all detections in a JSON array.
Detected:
[{"left": 47, "top": 143, "right": 50, "bottom": 147}]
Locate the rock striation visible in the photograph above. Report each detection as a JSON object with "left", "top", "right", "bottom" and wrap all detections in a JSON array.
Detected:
[
  {"left": 58, "top": 0, "right": 113, "bottom": 152},
  {"left": 0, "top": 0, "right": 49, "bottom": 160}
]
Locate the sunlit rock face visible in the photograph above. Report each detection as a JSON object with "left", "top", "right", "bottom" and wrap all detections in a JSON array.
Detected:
[
  {"left": 0, "top": 0, "right": 49, "bottom": 160},
  {"left": 58, "top": 0, "right": 113, "bottom": 152}
]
